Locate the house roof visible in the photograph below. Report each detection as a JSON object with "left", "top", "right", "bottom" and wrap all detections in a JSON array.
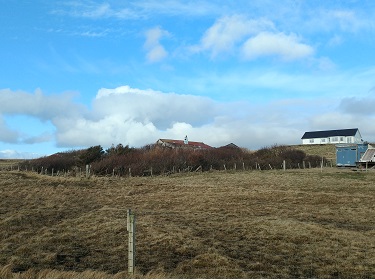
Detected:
[
  {"left": 301, "top": 128, "right": 359, "bottom": 139},
  {"left": 221, "top": 143, "right": 240, "bottom": 149},
  {"left": 157, "top": 139, "right": 212, "bottom": 149}
]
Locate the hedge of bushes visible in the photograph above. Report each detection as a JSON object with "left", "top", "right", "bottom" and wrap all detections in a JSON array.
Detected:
[{"left": 20, "top": 144, "right": 325, "bottom": 176}]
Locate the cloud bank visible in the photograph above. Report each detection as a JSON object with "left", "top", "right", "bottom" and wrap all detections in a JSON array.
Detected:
[{"left": 2, "top": 85, "right": 375, "bottom": 159}]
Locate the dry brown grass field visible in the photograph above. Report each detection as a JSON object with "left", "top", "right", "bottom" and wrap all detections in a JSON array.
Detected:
[
  {"left": 0, "top": 160, "right": 22, "bottom": 169},
  {"left": 0, "top": 168, "right": 374, "bottom": 278}
]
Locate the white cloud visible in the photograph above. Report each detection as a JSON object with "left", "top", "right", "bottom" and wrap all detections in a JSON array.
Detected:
[
  {"left": 3, "top": 84, "right": 375, "bottom": 153},
  {"left": 54, "top": 2, "right": 140, "bottom": 20},
  {"left": 0, "top": 116, "right": 19, "bottom": 143},
  {"left": 93, "top": 85, "right": 217, "bottom": 128},
  {"left": 339, "top": 95, "right": 375, "bottom": 116},
  {"left": 193, "top": 15, "right": 275, "bottom": 57},
  {"left": 144, "top": 27, "right": 169, "bottom": 63},
  {"left": 0, "top": 88, "right": 85, "bottom": 120},
  {"left": 242, "top": 32, "right": 314, "bottom": 61},
  {"left": 0, "top": 149, "right": 41, "bottom": 160}
]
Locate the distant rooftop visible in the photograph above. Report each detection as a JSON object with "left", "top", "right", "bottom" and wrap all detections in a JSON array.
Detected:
[{"left": 157, "top": 139, "right": 212, "bottom": 149}]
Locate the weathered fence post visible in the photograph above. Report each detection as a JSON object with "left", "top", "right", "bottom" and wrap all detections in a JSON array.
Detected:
[
  {"left": 283, "top": 160, "right": 286, "bottom": 171},
  {"left": 242, "top": 162, "right": 245, "bottom": 170},
  {"left": 234, "top": 163, "right": 236, "bottom": 170},
  {"left": 86, "top": 165, "right": 90, "bottom": 178},
  {"left": 129, "top": 168, "right": 132, "bottom": 177},
  {"left": 127, "top": 209, "right": 136, "bottom": 275}
]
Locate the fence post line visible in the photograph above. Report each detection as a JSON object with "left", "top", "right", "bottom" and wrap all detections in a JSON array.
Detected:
[{"left": 127, "top": 209, "right": 136, "bottom": 275}]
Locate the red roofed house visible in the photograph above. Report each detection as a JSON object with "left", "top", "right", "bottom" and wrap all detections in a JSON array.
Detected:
[{"left": 156, "top": 136, "right": 212, "bottom": 150}]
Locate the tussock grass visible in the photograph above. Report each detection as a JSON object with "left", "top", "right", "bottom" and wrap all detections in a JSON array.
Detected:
[{"left": 0, "top": 169, "right": 374, "bottom": 278}]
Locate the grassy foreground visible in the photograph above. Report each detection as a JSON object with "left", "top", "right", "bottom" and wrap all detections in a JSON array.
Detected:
[{"left": 0, "top": 168, "right": 374, "bottom": 278}]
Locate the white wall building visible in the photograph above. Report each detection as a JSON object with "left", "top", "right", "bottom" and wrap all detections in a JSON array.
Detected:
[{"left": 301, "top": 128, "right": 363, "bottom": 145}]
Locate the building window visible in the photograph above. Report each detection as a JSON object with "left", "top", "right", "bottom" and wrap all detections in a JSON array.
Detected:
[
  {"left": 321, "top": 138, "right": 326, "bottom": 143},
  {"left": 340, "top": 137, "right": 344, "bottom": 142},
  {"left": 331, "top": 137, "right": 338, "bottom": 142},
  {"left": 309, "top": 139, "right": 314, "bottom": 143}
]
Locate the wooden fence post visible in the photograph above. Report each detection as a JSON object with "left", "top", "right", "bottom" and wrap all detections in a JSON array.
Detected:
[
  {"left": 127, "top": 209, "right": 136, "bottom": 275},
  {"left": 86, "top": 165, "right": 90, "bottom": 178},
  {"left": 283, "top": 160, "right": 286, "bottom": 171}
]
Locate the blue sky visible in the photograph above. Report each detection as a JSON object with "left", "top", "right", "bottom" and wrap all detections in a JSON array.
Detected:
[{"left": 1, "top": 0, "right": 375, "bottom": 158}]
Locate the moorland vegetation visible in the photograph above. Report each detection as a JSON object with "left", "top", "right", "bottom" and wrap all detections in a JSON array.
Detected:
[{"left": 15, "top": 144, "right": 326, "bottom": 176}]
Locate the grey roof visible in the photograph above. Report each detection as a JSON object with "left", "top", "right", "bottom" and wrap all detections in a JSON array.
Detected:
[{"left": 301, "top": 128, "right": 359, "bottom": 139}]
